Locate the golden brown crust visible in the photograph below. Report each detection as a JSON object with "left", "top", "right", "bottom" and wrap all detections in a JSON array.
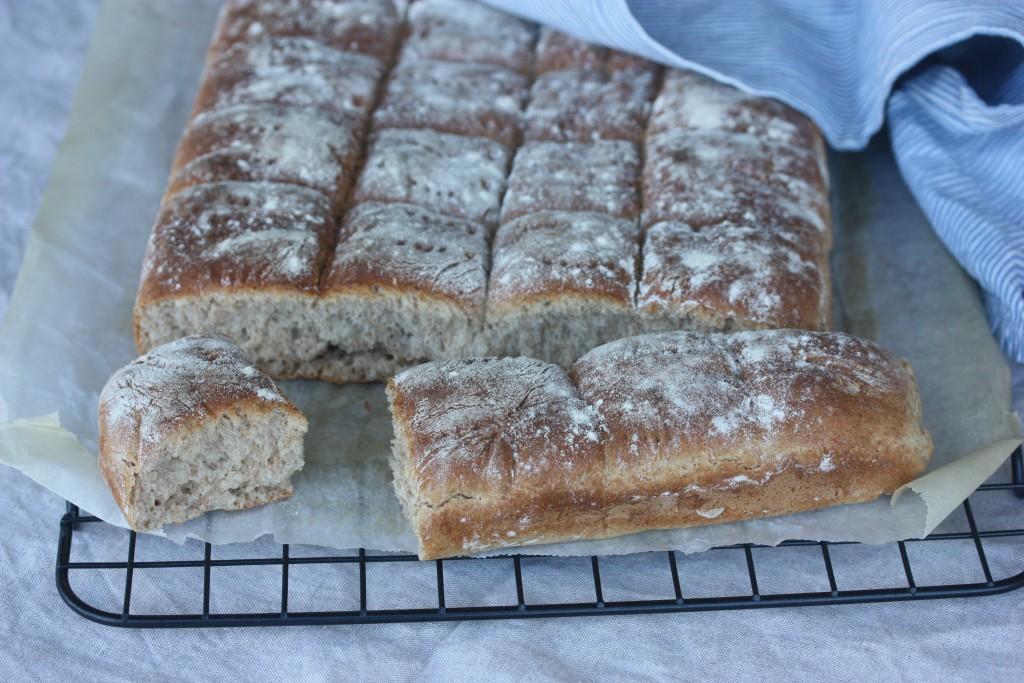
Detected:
[{"left": 388, "top": 331, "right": 933, "bottom": 559}]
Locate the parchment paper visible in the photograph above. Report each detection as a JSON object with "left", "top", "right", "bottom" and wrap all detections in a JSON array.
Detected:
[{"left": 0, "top": 0, "right": 1019, "bottom": 556}]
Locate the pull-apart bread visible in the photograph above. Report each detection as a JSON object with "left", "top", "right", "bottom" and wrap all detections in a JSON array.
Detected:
[
  {"left": 99, "top": 335, "right": 308, "bottom": 531},
  {"left": 387, "top": 330, "right": 933, "bottom": 559},
  {"left": 134, "top": 0, "right": 833, "bottom": 383}
]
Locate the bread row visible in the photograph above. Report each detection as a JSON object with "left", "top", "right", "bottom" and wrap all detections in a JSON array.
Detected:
[
  {"left": 134, "top": 0, "right": 832, "bottom": 382},
  {"left": 388, "top": 329, "right": 932, "bottom": 560},
  {"left": 99, "top": 330, "right": 932, "bottom": 556}
]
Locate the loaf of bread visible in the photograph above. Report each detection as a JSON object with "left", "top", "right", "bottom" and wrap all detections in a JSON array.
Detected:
[
  {"left": 99, "top": 335, "right": 307, "bottom": 531},
  {"left": 134, "top": 0, "right": 834, "bottom": 384},
  {"left": 387, "top": 330, "right": 932, "bottom": 559}
]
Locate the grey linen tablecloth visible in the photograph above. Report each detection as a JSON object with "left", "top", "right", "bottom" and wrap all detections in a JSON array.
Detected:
[{"left": 1, "top": 2, "right": 1022, "bottom": 680}]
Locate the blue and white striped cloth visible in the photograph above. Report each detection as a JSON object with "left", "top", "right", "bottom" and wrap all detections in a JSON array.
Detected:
[{"left": 484, "top": 0, "right": 1024, "bottom": 361}]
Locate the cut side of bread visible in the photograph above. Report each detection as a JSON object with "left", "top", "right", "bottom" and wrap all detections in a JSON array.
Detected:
[
  {"left": 386, "top": 330, "right": 933, "bottom": 560},
  {"left": 99, "top": 335, "right": 307, "bottom": 531}
]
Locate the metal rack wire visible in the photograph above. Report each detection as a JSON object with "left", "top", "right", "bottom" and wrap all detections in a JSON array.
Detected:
[{"left": 56, "top": 446, "right": 1024, "bottom": 627}]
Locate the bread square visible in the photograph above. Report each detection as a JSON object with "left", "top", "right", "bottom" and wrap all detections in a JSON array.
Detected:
[
  {"left": 373, "top": 59, "right": 528, "bottom": 147},
  {"left": 525, "top": 66, "right": 658, "bottom": 143},
  {"left": 638, "top": 221, "right": 830, "bottom": 332},
  {"left": 534, "top": 27, "right": 604, "bottom": 74},
  {"left": 167, "top": 104, "right": 361, "bottom": 208},
  {"left": 214, "top": 0, "right": 402, "bottom": 61},
  {"left": 641, "top": 130, "right": 830, "bottom": 238},
  {"left": 387, "top": 356, "right": 607, "bottom": 559},
  {"left": 401, "top": 0, "right": 536, "bottom": 74},
  {"left": 316, "top": 202, "right": 489, "bottom": 382},
  {"left": 133, "top": 182, "right": 334, "bottom": 370},
  {"left": 487, "top": 211, "right": 640, "bottom": 367},
  {"left": 501, "top": 140, "right": 641, "bottom": 223},
  {"left": 99, "top": 335, "right": 307, "bottom": 531},
  {"left": 649, "top": 69, "right": 823, "bottom": 151},
  {"left": 193, "top": 38, "right": 384, "bottom": 124},
  {"left": 352, "top": 128, "right": 510, "bottom": 226}
]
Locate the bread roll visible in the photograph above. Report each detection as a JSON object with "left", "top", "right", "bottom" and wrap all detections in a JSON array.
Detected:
[
  {"left": 99, "top": 335, "right": 307, "bottom": 531},
  {"left": 352, "top": 128, "right": 510, "bottom": 227},
  {"left": 525, "top": 65, "right": 659, "bottom": 144},
  {"left": 486, "top": 211, "right": 640, "bottom": 367},
  {"left": 214, "top": 0, "right": 402, "bottom": 61},
  {"left": 638, "top": 221, "right": 831, "bottom": 331},
  {"left": 373, "top": 59, "right": 529, "bottom": 147},
  {"left": 387, "top": 330, "right": 932, "bottom": 559},
  {"left": 401, "top": 0, "right": 536, "bottom": 74},
  {"left": 317, "top": 202, "right": 488, "bottom": 382},
  {"left": 167, "top": 104, "right": 361, "bottom": 207},
  {"left": 500, "top": 141, "right": 641, "bottom": 223}
]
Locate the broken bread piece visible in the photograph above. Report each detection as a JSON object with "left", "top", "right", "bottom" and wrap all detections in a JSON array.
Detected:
[{"left": 99, "top": 335, "right": 307, "bottom": 531}]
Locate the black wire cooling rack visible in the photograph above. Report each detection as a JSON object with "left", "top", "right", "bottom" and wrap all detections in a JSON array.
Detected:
[{"left": 56, "top": 446, "right": 1024, "bottom": 627}]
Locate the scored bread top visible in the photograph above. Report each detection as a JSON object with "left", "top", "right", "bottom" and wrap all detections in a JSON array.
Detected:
[
  {"left": 649, "top": 70, "right": 822, "bottom": 151},
  {"left": 572, "top": 330, "right": 931, "bottom": 494},
  {"left": 214, "top": 0, "right": 403, "bottom": 61},
  {"left": 489, "top": 211, "right": 639, "bottom": 309},
  {"left": 353, "top": 128, "right": 510, "bottom": 226},
  {"left": 138, "top": 181, "right": 334, "bottom": 304},
  {"left": 501, "top": 141, "right": 642, "bottom": 223},
  {"left": 101, "top": 335, "right": 301, "bottom": 451},
  {"left": 167, "top": 104, "right": 361, "bottom": 204},
  {"left": 525, "top": 66, "right": 659, "bottom": 143},
  {"left": 639, "top": 221, "right": 828, "bottom": 330},
  {"left": 194, "top": 37, "right": 385, "bottom": 123},
  {"left": 322, "top": 202, "right": 488, "bottom": 309},
  {"left": 388, "top": 356, "right": 607, "bottom": 506},
  {"left": 373, "top": 59, "right": 529, "bottom": 147},
  {"left": 642, "top": 129, "right": 830, "bottom": 235}
]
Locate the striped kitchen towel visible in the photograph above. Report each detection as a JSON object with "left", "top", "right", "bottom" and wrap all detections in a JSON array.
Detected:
[{"left": 483, "top": 0, "right": 1024, "bottom": 361}]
